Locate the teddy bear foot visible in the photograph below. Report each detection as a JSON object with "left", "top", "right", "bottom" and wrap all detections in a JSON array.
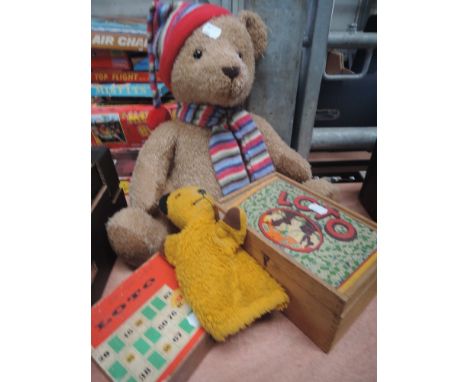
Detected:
[
  {"left": 303, "top": 178, "right": 340, "bottom": 202},
  {"left": 106, "top": 207, "right": 172, "bottom": 268}
]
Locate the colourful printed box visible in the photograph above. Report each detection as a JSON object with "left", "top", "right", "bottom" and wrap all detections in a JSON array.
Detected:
[
  {"left": 92, "top": 50, "right": 132, "bottom": 71},
  {"left": 218, "top": 173, "right": 377, "bottom": 353},
  {"left": 91, "top": 83, "right": 168, "bottom": 98},
  {"left": 91, "top": 17, "right": 147, "bottom": 52},
  {"left": 91, "top": 71, "right": 151, "bottom": 84},
  {"left": 91, "top": 105, "right": 170, "bottom": 149},
  {"left": 91, "top": 254, "right": 212, "bottom": 382}
]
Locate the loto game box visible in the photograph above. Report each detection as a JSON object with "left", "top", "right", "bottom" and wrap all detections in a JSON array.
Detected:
[
  {"left": 218, "top": 173, "right": 377, "bottom": 352},
  {"left": 91, "top": 254, "right": 212, "bottom": 382}
]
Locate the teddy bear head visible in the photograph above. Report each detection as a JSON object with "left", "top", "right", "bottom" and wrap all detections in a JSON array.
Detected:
[
  {"left": 159, "top": 186, "right": 216, "bottom": 229},
  {"left": 171, "top": 11, "right": 267, "bottom": 107},
  {"left": 148, "top": 2, "right": 267, "bottom": 107}
]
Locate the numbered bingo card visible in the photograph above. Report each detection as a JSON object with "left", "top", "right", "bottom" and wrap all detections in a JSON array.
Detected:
[{"left": 91, "top": 254, "right": 205, "bottom": 382}]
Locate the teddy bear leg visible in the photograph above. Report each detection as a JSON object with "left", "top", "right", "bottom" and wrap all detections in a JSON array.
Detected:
[
  {"left": 106, "top": 207, "right": 174, "bottom": 268},
  {"left": 303, "top": 178, "right": 340, "bottom": 202}
]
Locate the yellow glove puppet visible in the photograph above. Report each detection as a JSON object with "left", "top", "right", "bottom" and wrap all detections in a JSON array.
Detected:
[{"left": 158, "top": 186, "right": 289, "bottom": 341}]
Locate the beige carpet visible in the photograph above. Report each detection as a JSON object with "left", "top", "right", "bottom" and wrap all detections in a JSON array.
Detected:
[{"left": 190, "top": 298, "right": 376, "bottom": 382}]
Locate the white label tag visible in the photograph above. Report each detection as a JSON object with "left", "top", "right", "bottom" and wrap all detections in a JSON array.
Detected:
[
  {"left": 308, "top": 202, "right": 328, "bottom": 215},
  {"left": 202, "top": 22, "right": 222, "bottom": 39}
]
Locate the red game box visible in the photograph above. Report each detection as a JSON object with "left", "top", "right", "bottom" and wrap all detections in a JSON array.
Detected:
[
  {"left": 92, "top": 254, "right": 212, "bottom": 382},
  {"left": 91, "top": 105, "right": 170, "bottom": 149},
  {"left": 92, "top": 71, "right": 150, "bottom": 83},
  {"left": 92, "top": 50, "right": 132, "bottom": 71}
]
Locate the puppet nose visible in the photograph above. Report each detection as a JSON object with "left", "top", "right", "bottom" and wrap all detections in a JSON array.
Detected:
[
  {"left": 198, "top": 189, "right": 207, "bottom": 196},
  {"left": 159, "top": 193, "right": 169, "bottom": 215},
  {"left": 222, "top": 66, "right": 240, "bottom": 79}
]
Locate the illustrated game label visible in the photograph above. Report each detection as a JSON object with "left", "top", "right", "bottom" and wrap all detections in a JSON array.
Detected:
[
  {"left": 239, "top": 178, "right": 377, "bottom": 289},
  {"left": 91, "top": 105, "right": 170, "bottom": 149}
]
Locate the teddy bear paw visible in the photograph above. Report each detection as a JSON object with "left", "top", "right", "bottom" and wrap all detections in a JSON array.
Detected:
[
  {"left": 302, "top": 178, "right": 340, "bottom": 202},
  {"left": 106, "top": 207, "right": 171, "bottom": 268}
]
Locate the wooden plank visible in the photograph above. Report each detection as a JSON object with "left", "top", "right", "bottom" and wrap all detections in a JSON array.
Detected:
[
  {"left": 339, "top": 258, "right": 377, "bottom": 314},
  {"left": 92, "top": 184, "right": 108, "bottom": 212},
  {"left": 309, "top": 151, "right": 372, "bottom": 162},
  {"left": 341, "top": 271, "right": 377, "bottom": 321},
  {"left": 284, "top": 289, "right": 339, "bottom": 353},
  {"left": 332, "top": 277, "right": 377, "bottom": 348}
]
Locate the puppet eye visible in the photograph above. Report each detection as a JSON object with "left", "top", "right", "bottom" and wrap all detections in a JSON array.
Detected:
[
  {"left": 193, "top": 49, "right": 203, "bottom": 59},
  {"left": 175, "top": 193, "right": 181, "bottom": 199}
]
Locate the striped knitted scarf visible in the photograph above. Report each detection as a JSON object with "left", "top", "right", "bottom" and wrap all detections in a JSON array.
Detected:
[{"left": 176, "top": 103, "right": 275, "bottom": 196}]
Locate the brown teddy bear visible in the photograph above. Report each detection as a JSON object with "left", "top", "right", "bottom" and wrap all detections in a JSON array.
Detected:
[{"left": 107, "top": 1, "right": 338, "bottom": 267}]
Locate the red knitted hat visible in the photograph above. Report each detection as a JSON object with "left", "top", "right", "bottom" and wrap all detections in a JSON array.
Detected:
[{"left": 147, "top": 1, "right": 230, "bottom": 106}]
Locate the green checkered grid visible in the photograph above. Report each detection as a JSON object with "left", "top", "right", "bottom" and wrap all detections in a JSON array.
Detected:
[{"left": 93, "top": 285, "right": 199, "bottom": 382}]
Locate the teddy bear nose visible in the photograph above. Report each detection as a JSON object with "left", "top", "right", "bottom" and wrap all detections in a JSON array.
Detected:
[{"left": 222, "top": 66, "right": 240, "bottom": 79}]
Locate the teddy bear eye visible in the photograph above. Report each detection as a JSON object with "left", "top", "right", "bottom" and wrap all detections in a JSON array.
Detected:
[
  {"left": 238, "top": 52, "right": 243, "bottom": 59},
  {"left": 193, "top": 49, "right": 203, "bottom": 59}
]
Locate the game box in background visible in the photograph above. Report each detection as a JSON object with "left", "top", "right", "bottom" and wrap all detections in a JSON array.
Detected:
[
  {"left": 92, "top": 254, "right": 212, "bottom": 382},
  {"left": 218, "top": 173, "right": 377, "bottom": 352},
  {"left": 92, "top": 50, "right": 132, "bottom": 71},
  {"left": 92, "top": 71, "right": 150, "bottom": 84},
  {"left": 91, "top": 105, "right": 170, "bottom": 149},
  {"left": 91, "top": 83, "right": 169, "bottom": 99},
  {"left": 92, "top": 17, "right": 147, "bottom": 52},
  {"left": 110, "top": 147, "right": 139, "bottom": 196}
]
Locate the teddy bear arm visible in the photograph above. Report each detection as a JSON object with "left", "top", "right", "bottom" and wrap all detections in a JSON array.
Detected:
[
  {"left": 163, "top": 233, "right": 181, "bottom": 266},
  {"left": 252, "top": 114, "right": 312, "bottom": 182},
  {"left": 129, "top": 122, "right": 178, "bottom": 211}
]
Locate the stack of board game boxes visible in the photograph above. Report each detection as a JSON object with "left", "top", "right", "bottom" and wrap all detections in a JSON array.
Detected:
[{"left": 91, "top": 17, "right": 175, "bottom": 195}]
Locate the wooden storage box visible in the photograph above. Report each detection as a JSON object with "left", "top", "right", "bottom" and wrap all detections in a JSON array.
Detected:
[{"left": 218, "top": 173, "right": 377, "bottom": 352}]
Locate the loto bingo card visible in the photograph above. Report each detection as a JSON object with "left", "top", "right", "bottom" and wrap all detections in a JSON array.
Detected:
[{"left": 91, "top": 254, "right": 205, "bottom": 382}]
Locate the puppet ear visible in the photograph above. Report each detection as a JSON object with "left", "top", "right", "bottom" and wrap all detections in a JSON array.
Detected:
[
  {"left": 218, "top": 207, "right": 247, "bottom": 246},
  {"left": 222, "top": 207, "right": 241, "bottom": 230},
  {"left": 239, "top": 10, "right": 268, "bottom": 60}
]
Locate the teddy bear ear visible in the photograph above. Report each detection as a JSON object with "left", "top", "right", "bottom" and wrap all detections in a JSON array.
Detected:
[{"left": 239, "top": 10, "right": 268, "bottom": 60}]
